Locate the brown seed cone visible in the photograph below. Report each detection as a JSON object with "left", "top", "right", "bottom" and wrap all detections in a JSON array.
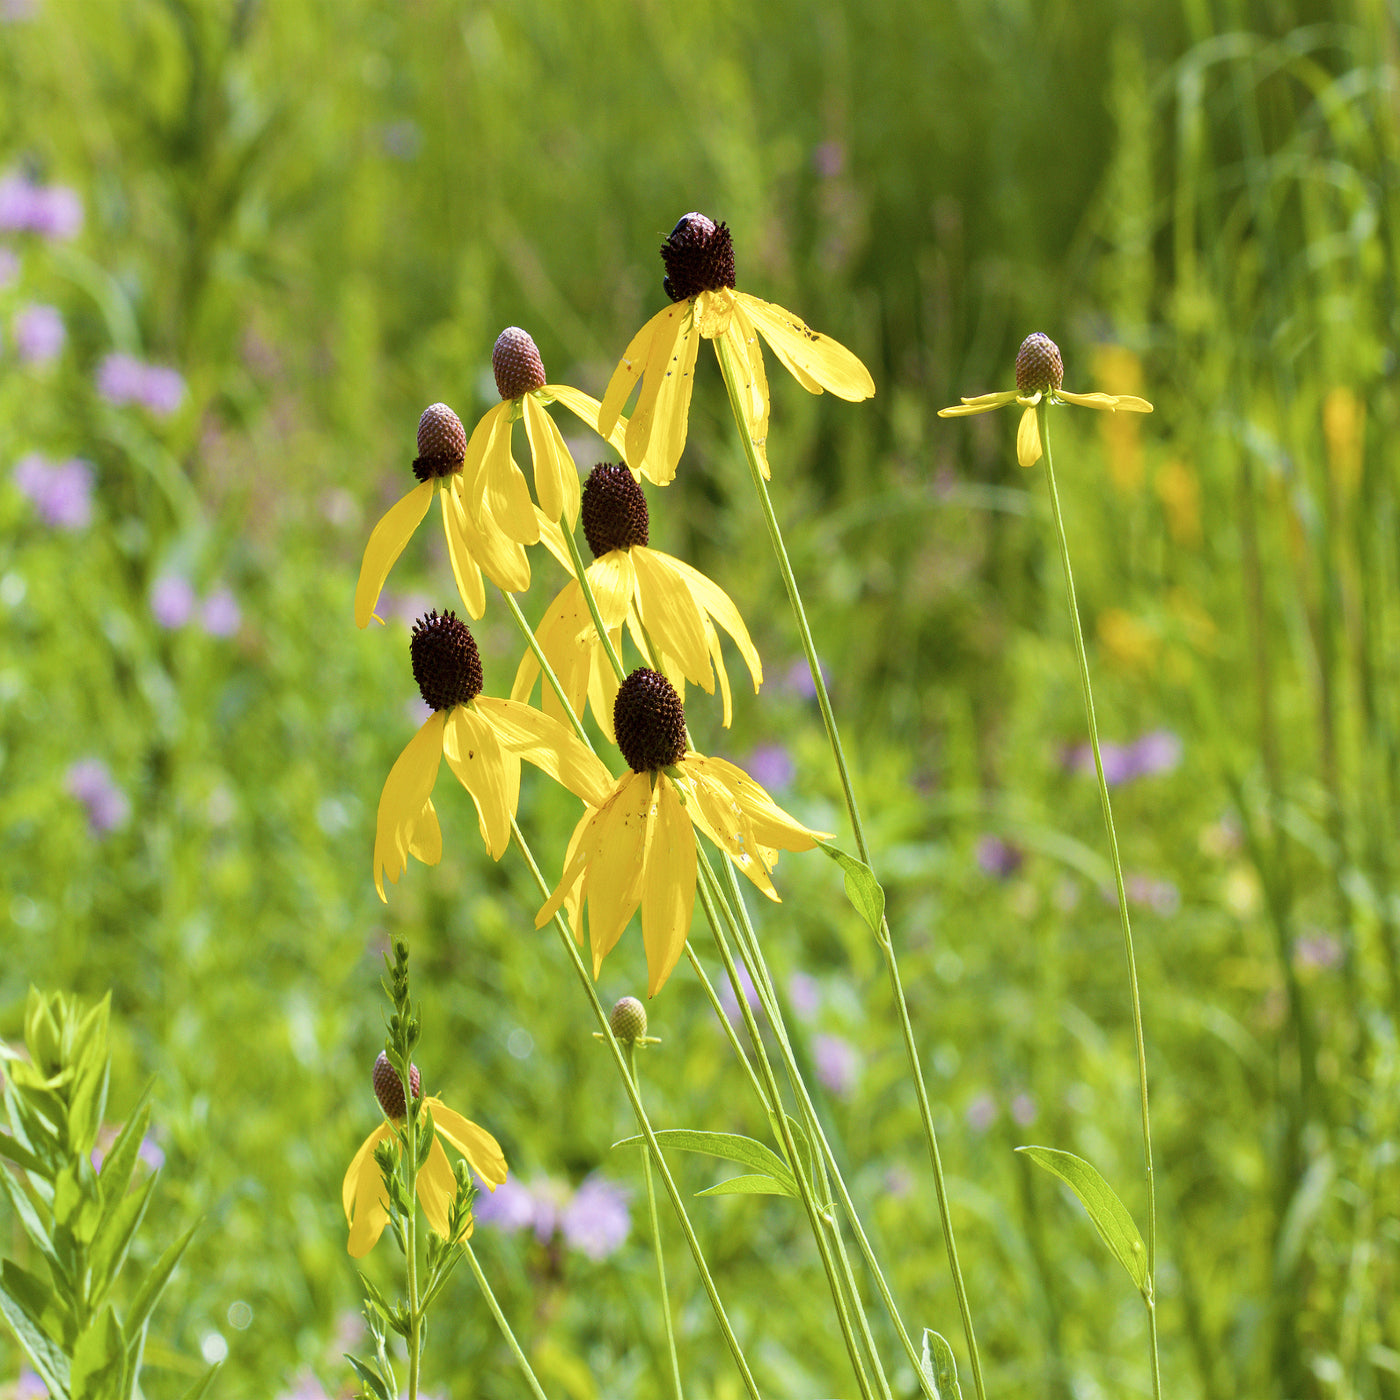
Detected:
[
  {"left": 614, "top": 668, "right": 687, "bottom": 773},
  {"left": 492, "top": 327, "right": 547, "bottom": 400},
  {"left": 413, "top": 403, "right": 468, "bottom": 483},
  {"left": 373, "top": 1050, "right": 421, "bottom": 1119},
  {"left": 1015, "top": 333, "right": 1064, "bottom": 394},
  {"left": 410, "top": 610, "right": 483, "bottom": 711}
]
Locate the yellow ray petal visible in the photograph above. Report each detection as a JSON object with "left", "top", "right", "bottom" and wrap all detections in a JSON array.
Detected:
[
  {"left": 587, "top": 550, "right": 638, "bottom": 630},
  {"left": 475, "top": 695, "right": 615, "bottom": 808},
  {"left": 430, "top": 1100, "right": 508, "bottom": 1187},
  {"left": 524, "top": 392, "right": 582, "bottom": 527},
  {"left": 684, "top": 768, "right": 780, "bottom": 901},
  {"left": 510, "top": 579, "right": 596, "bottom": 729},
  {"left": 625, "top": 304, "right": 699, "bottom": 486},
  {"left": 632, "top": 547, "right": 711, "bottom": 683},
  {"left": 344, "top": 1122, "right": 393, "bottom": 1257},
  {"left": 405, "top": 798, "right": 442, "bottom": 865},
  {"left": 652, "top": 552, "right": 761, "bottom": 692},
  {"left": 534, "top": 511, "right": 575, "bottom": 573},
  {"left": 417, "top": 1133, "right": 458, "bottom": 1240},
  {"left": 1016, "top": 405, "right": 1042, "bottom": 466},
  {"left": 687, "top": 754, "right": 826, "bottom": 850},
  {"left": 480, "top": 425, "right": 541, "bottom": 547},
  {"left": 373, "top": 714, "right": 446, "bottom": 899},
  {"left": 641, "top": 776, "right": 697, "bottom": 997},
  {"left": 582, "top": 772, "right": 652, "bottom": 973},
  {"left": 599, "top": 308, "right": 667, "bottom": 439},
  {"left": 706, "top": 620, "right": 734, "bottom": 727},
  {"left": 739, "top": 293, "right": 875, "bottom": 402},
  {"left": 1058, "top": 389, "right": 1154, "bottom": 413},
  {"left": 547, "top": 382, "right": 632, "bottom": 462},
  {"left": 587, "top": 635, "right": 622, "bottom": 745},
  {"left": 939, "top": 390, "right": 1021, "bottom": 415},
  {"left": 537, "top": 805, "right": 598, "bottom": 931},
  {"left": 444, "top": 707, "right": 519, "bottom": 860},
  {"left": 449, "top": 483, "right": 531, "bottom": 595},
  {"left": 355, "top": 480, "right": 435, "bottom": 628},
  {"left": 440, "top": 487, "right": 486, "bottom": 619},
  {"left": 723, "top": 304, "right": 774, "bottom": 476},
  {"left": 461, "top": 403, "right": 509, "bottom": 522}
]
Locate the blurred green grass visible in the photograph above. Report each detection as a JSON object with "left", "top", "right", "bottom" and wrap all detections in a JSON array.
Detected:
[{"left": 2, "top": 0, "right": 1398, "bottom": 1396}]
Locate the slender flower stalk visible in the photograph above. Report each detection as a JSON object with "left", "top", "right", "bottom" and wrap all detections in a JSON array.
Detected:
[
  {"left": 461, "top": 1239, "right": 551, "bottom": 1400},
  {"left": 713, "top": 331, "right": 987, "bottom": 1400},
  {"left": 1036, "top": 405, "right": 1162, "bottom": 1400}
]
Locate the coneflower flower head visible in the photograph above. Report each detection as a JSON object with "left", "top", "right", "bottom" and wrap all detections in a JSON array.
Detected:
[
  {"left": 372, "top": 1051, "right": 420, "bottom": 1119},
  {"left": 609, "top": 996, "right": 649, "bottom": 1042},
  {"left": 614, "top": 669, "right": 687, "bottom": 773},
  {"left": 412, "top": 403, "right": 468, "bottom": 483},
  {"left": 492, "top": 327, "right": 548, "bottom": 400},
  {"left": 661, "top": 213, "right": 736, "bottom": 302},
  {"left": 1015, "top": 333, "right": 1064, "bottom": 395},
  {"left": 410, "top": 611, "right": 483, "bottom": 711},
  {"left": 581, "top": 463, "right": 649, "bottom": 556}
]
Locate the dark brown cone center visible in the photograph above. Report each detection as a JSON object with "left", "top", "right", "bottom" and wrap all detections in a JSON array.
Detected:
[
  {"left": 410, "top": 611, "right": 484, "bottom": 711},
  {"left": 661, "top": 213, "right": 737, "bottom": 303},
  {"left": 413, "top": 403, "right": 467, "bottom": 483},
  {"left": 614, "top": 668, "right": 688, "bottom": 773},
  {"left": 581, "top": 464, "right": 649, "bottom": 556},
  {"left": 1015, "top": 333, "right": 1064, "bottom": 394},
  {"left": 373, "top": 1051, "right": 421, "bottom": 1119}
]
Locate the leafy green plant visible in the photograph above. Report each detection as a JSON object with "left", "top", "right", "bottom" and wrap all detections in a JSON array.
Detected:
[{"left": 0, "top": 989, "right": 214, "bottom": 1400}]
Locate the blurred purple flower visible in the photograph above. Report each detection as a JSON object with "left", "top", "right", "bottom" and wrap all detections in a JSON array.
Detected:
[
  {"left": 787, "top": 971, "right": 821, "bottom": 1021},
  {"left": 66, "top": 759, "right": 130, "bottom": 837},
  {"left": 151, "top": 573, "right": 196, "bottom": 629},
  {"left": 275, "top": 1371, "right": 329, "bottom": 1400},
  {"left": 1011, "top": 1092, "right": 1037, "bottom": 1127},
  {"left": 813, "top": 141, "right": 846, "bottom": 178},
  {"left": 1120, "top": 874, "right": 1180, "bottom": 916},
  {"left": 13, "top": 453, "right": 94, "bottom": 529},
  {"left": 13, "top": 303, "right": 64, "bottom": 364},
  {"left": 472, "top": 1175, "right": 538, "bottom": 1232},
  {"left": 200, "top": 587, "right": 242, "bottom": 637},
  {"left": 0, "top": 246, "right": 18, "bottom": 286},
  {"left": 975, "top": 834, "right": 1023, "bottom": 879},
  {"left": 17, "top": 1369, "right": 47, "bottom": 1399},
  {"left": 781, "top": 657, "right": 831, "bottom": 699},
  {"left": 746, "top": 742, "right": 795, "bottom": 792},
  {"left": 1064, "top": 729, "right": 1183, "bottom": 785},
  {"left": 560, "top": 1175, "right": 631, "bottom": 1260},
  {"left": 718, "top": 962, "right": 761, "bottom": 1026},
  {"left": 813, "top": 1033, "right": 860, "bottom": 1098},
  {"left": 884, "top": 1165, "right": 913, "bottom": 1198},
  {"left": 0, "top": 172, "right": 82, "bottom": 238},
  {"left": 91, "top": 1123, "right": 164, "bottom": 1173},
  {"left": 1294, "top": 932, "right": 1343, "bottom": 970},
  {"left": 97, "top": 352, "right": 185, "bottom": 416},
  {"left": 965, "top": 1092, "right": 998, "bottom": 1134}
]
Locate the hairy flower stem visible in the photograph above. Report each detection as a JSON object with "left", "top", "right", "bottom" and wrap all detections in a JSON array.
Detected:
[
  {"left": 625, "top": 1040, "right": 685, "bottom": 1400},
  {"left": 399, "top": 1064, "right": 422, "bottom": 1400},
  {"left": 713, "top": 855, "right": 939, "bottom": 1400},
  {"left": 694, "top": 856, "right": 887, "bottom": 1400},
  {"left": 562, "top": 519, "right": 628, "bottom": 682},
  {"left": 714, "top": 334, "right": 986, "bottom": 1400},
  {"left": 462, "top": 1239, "right": 550, "bottom": 1400},
  {"left": 1036, "top": 407, "right": 1162, "bottom": 1400},
  {"left": 508, "top": 817, "right": 764, "bottom": 1400}
]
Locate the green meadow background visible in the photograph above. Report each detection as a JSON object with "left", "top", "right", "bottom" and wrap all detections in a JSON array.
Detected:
[{"left": 2, "top": 0, "right": 1397, "bottom": 1395}]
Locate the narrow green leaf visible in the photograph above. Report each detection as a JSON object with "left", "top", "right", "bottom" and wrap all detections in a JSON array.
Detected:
[
  {"left": 69, "top": 1050, "right": 110, "bottom": 1161},
  {"left": 695, "top": 1173, "right": 795, "bottom": 1198},
  {"left": 919, "top": 1329, "right": 963, "bottom": 1400},
  {"left": 613, "top": 1129, "right": 796, "bottom": 1191},
  {"left": 96, "top": 1096, "right": 153, "bottom": 1202},
  {"left": 1016, "top": 1146, "right": 1149, "bottom": 1293},
  {"left": 124, "top": 1221, "right": 198, "bottom": 1339},
  {"left": 345, "top": 1353, "right": 394, "bottom": 1400},
  {"left": 71, "top": 1304, "right": 125, "bottom": 1400},
  {"left": 818, "top": 842, "right": 886, "bottom": 933},
  {"left": 0, "top": 1159, "right": 54, "bottom": 1257},
  {"left": 90, "top": 1175, "right": 157, "bottom": 1307},
  {"left": 355, "top": 1271, "right": 399, "bottom": 1327},
  {"left": 415, "top": 1105, "right": 435, "bottom": 1172},
  {"left": 2, "top": 1261, "right": 68, "bottom": 1349},
  {"left": 179, "top": 1364, "right": 221, "bottom": 1400},
  {"left": 0, "top": 1278, "right": 71, "bottom": 1398},
  {"left": 0, "top": 1129, "right": 48, "bottom": 1176}
]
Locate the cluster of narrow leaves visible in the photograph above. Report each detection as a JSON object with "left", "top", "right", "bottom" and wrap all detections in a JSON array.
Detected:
[{"left": 0, "top": 989, "right": 213, "bottom": 1400}]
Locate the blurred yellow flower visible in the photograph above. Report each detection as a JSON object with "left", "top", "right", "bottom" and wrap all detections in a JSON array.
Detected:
[
  {"left": 939, "top": 333, "right": 1153, "bottom": 467},
  {"left": 513, "top": 465, "right": 761, "bottom": 741},
  {"left": 342, "top": 1056, "right": 508, "bottom": 1259},
  {"left": 598, "top": 214, "right": 874, "bottom": 486},
  {"left": 355, "top": 403, "right": 531, "bottom": 626},
  {"left": 374, "top": 611, "right": 612, "bottom": 899},
  {"left": 536, "top": 669, "right": 827, "bottom": 997}
]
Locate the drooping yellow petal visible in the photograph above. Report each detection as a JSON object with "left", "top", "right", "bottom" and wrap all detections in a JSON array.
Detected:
[
  {"left": 416, "top": 1133, "right": 459, "bottom": 1240},
  {"left": 684, "top": 767, "right": 780, "bottom": 901},
  {"left": 632, "top": 547, "right": 711, "bottom": 683},
  {"left": 537, "top": 808, "right": 594, "bottom": 935},
  {"left": 443, "top": 706, "right": 519, "bottom": 860},
  {"left": 1017, "top": 405, "right": 1042, "bottom": 466},
  {"left": 524, "top": 392, "right": 581, "bottom": 528},
  {"left": 599, "top": 309, "right": 667, "bottom": 440},
  {"left": 475, "top": 695, "right": 615, "bottom": 808},
  {"left": 440, "top": 486, "right": 486, "bottom": 619},
  {"left": 640, "top": 775, "right": 697, "bottom": 997},
  {"left": 447, "top": 483, "right": 531, "bottom": 596},
  {"left": 622, "top": 304, "right": 699, "bottom": 486},
  {"left": 586, "top": 633, "right": 622, "bottom": 745},
  {"left": 705, "top": 620, "right": 734, "bottom": 727},
  {"left": 466, "top": 403, "right": 540, "bottom": 546},
  {"left": 937, "top": 390, "right": 1021, "bottom": 417},
  {"left": 344, "top": 1122, "right": 394, "bottom": 1258},
  {"left": 721, "top": 303, "right": 774, "bottom": 477},
  {"left": 355, "top": 480, "right": 435, "bottom": 628},
  {"left": 1057, "top": 389, "right": 1154, "bottom": 413},
  {"left": 545, "top": 383, "right": 631, "bottom": 463},
  {"left": 461, "top": 402, "right": 508, "bottom": 522},
  {"left": 510, "top": 579, "right": 599, "bottom": 733},
  {"left": 373, "top": 713, "right": 446, "bottom": 900},
  {"left": 581, "top": 772, "right": 652, "bottom": 974},
  {"left": 533, "top": 512, "right": 575, "bottom": 573},
  {"left": 587, "top": 550, "right": 638, "bottom": 630},
  {"left": 688, "top": 753, "right": 828, "bottom": 850},
  {"left": 739, "top": 293, "right": 875, "bottom": 402},
  {"left": 430, "top": 1099, "right": 508, "bottom": 1187},
  {"left": 649, "top": 551, "right": 761, "bottom": 698}
]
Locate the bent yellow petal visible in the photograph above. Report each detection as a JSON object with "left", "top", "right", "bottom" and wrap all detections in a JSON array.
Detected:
[
  {"left": 448, "top": 483, "right": 531, "bottom": 595},
  {"left": 444, "top": 706, "right": 519, "bottom": 860},
  {"left": 524, "top": 392, "right": 581, "bottom": 528},
  {"left": 537, "top": 806, "right": 595, "bottom": 932},
  {"left": 344, "top": 1122, "right": 394, "bottom": 1257},
  {"left": 588, "top": 550, "right": 638, "bottom": 630},
  {"left": 441, "top": 487, "right": 486, "bottom": 619},
  {"left": 740, "top": 293, "right": 875, "bottom": 402},
  {"left": 1017, "top": 405, "right": 1042, "bottom": 466},
  {"left": 373, "top": 713, "right": 446, "bottom": 899},
  {"left": 641, "top": 776, "right": 697, "bottom": 997},
  {"left": 653, "top": 552, "right": 761, "bottom": 692},
  {"left": 355, "top": 480, "right": 435, "bottom": 628},
  {"left": 547, "top": 382, "right": 633, "bottom": 464},
  {"left": 431, "top": 1100, "right": 508, "bottom": 1187},
  {"left": 583, "top": 772, "right": 652, "bottom": 974},
  {"left": 475, "top": 695, "right": 614, "bottom": 808},
  {"left": 599, "top": 309, "right": 667, "bottom": 439},
  {"left": 632, "top": 547, "right": 711, "bottom": 683},
  {"left": 417, "top": 1134, "right": 458, "bottom": 1240},
  {"left": 624, "top": 304, "right": 699, "bottom": 486}
]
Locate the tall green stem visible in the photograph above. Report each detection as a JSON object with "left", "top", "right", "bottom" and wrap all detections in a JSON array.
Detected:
[
  {"left": 461, "top": 1239, "right": 551, "bottom": 1400},
  {"left": 713, "top": 333, "right": 985, "bottom": 1400},
  {"left": 400, "top": 1067, "right": 422, "bottom": 1400},
  {"left": 562, "top": 520, "right": 627, "bottom": 681},
  {"left": 500, "top": 588, "right": 595, "bottom": 749},
  {"left": 1036, "top": 406, "right": 1161, "bottom": 1400}
]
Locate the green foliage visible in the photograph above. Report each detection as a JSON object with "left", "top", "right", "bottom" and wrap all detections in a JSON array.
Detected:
[{"left": 0, "top": 990, "right": 212, "bottom": 1400}]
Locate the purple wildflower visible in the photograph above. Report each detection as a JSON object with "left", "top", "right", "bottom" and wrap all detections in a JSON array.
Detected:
[
  {"left": 787, "top": 971, "right": 821, "bottom": 1021},
  {"left": 965, "top": 1092, "right": 998, "bottom": 1134},
  {"left": 0, "top": 172, "right": 82, "bottom": 239},
  {"left": 0, "top": 246, "right": 18, "bottom": 286},
  {"left": 96, "top": 352, "right": 185, "bottom": 416},
  {"left": 199, "top": 587, "right": 242, "bottom": 638},
  {"left": 13, "top": 303, "right": 64, "bottom": 364},
  {"left": 718, "top": 962, "right": 762, "bottom": 1027},
  {"left": 1294, "top": 932, "right": 1343, "bottom": 970},
  {"left": 781, "top": 656, "right": 832, "bottom": 699},
  {"left": 812, "top": 1033, "right": 860, "bottom": 1098},
  {"left": 65, "top": 759, "right": 130, "bottom": 837},
  {"left": 1130, "top": 729, "right": 1183, "bottom": 777},
  {"left": 13, "top": 453, "right": 94, "bottom": 529},
  {"left": 275, "top": 1371, "right": 329, "bottom": 1400},
  {"left": 813, "top": 141, "right": 846, "bottom": 178},
  {"left": 975, "top": 834, "right": 1023, "bottom": 879},
  {"left": 1011, "top": 1092, "right": 1037, "bottom": 1127},
  {"left": 16, "top": 1369, "right": 47, "bottom": 1399},
  {"left": 745, "top": 742, "right": 795, "bottom": 792},
  {"left": 560, "top": 1175, "right": 631, "bottom": 1261},
  {"left": 151, "top": 573, "right": 196, "bottom": 629},
  {"left": 1064, "top": 729, "right": 1183, "bottom": 785},
  {"left": 472, "top": 1176, "right": 538, "bottom": 1232}
]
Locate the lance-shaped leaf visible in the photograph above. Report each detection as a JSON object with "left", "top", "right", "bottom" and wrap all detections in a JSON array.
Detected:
[
  {"left": 124, "top": 1221, "right": 198, "bottom": 1342},
  {"left": 345, "top": 1354, "right": 394, "bottom": 1400},
  {"left": 614, "top": 1128, "right": 797, "bottom": 1195},
  {"left": 70, "top": 1303, "right": 125, "bottom": 1400},
  {"left": 920, "top": 1329, "right": 963, "bottom": 1400},
  {"left": 1016, "top": 1145, "right": 1149, "bottom": 1295},
  {"left": 0, "top": 1275, "right": 71, "bottom": 1399},
  {"left": 695, "top": 1173, "right": 794, "bottom": 1198},
  {"left": 818, "top": 841, "right": 885, "bottom": 933}
]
